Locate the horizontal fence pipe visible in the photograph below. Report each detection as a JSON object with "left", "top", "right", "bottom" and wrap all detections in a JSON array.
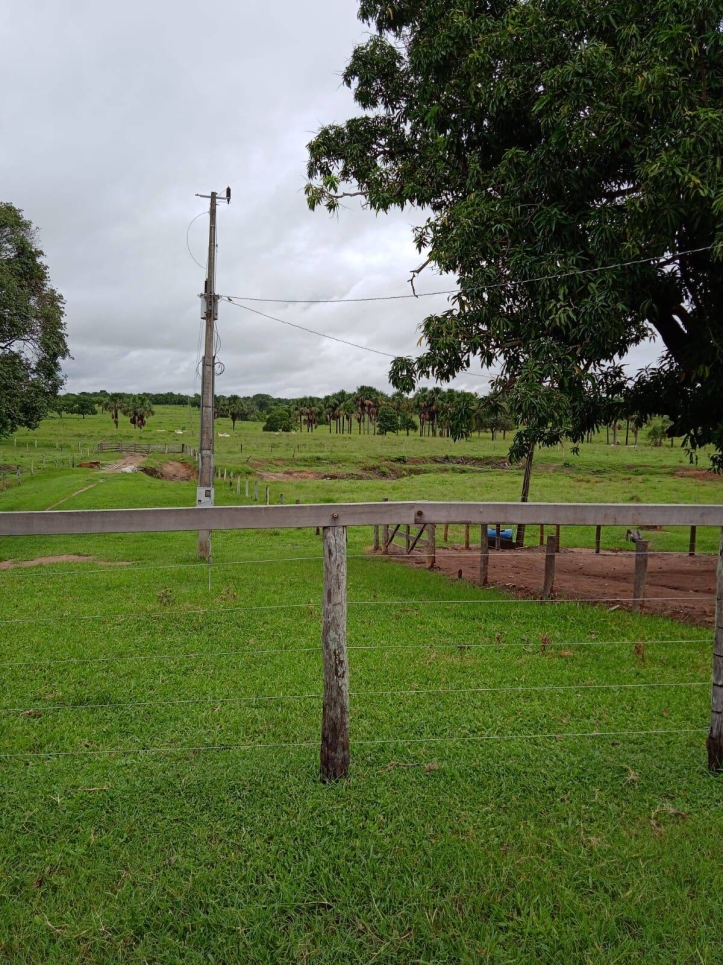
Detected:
[{"left": 3, "top": 502, "right": 723, "bottom": 537}]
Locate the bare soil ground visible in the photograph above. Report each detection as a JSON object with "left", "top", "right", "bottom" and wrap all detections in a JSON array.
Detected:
[
  {"left": 139, "top": 461, "right": 197, "bottom": 481},
  {"left": 387, "top": 544, "right": 717, "bottom": 626},
  {"left": 0, "top": 555, "right": 132, "bottom": 570},
  {"left": 102, "top": 454, "right": 146, "bottom": 472}
]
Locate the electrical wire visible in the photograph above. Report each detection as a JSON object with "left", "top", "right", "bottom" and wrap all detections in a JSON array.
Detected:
[
  {"left": 223, "top": 244, "right": 716, "bottom": 304},
  {"left": 223, "top": 297, "right": 489, "bottom": 378},
  {"left": 185, "top": 211, "right": 208, "bottom": 270}
]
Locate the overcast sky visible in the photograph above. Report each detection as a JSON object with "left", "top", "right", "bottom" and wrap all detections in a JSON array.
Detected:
[{"left": 2, "top": 0, "right": 657, "bottom": 399}]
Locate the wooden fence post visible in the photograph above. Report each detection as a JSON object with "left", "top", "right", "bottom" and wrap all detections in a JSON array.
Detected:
[
  {"left": 689, "top": 526, "right": 697, "bottom": 557},
  {"left": 373, "top": 524, "right": 380, "bottom": 551},
  {"left": 595, "top": 525, "right": 602, "bottom": 554},
  {"left": 245, "top": 478, "right": 249, "bottom": 498},
  {"left": 479, "top": 524, "right": 489, "bottom": 586},
  {"left": 542, "top": 535, "right": 557, "bottom": 599},
  {"left": 280, "top": 493, "right": 285, "bottom": 505},
  {"left": 426, "top": 523, "right": 436, "bottom": 569},
  {"left": 382, "top": 497, "right": 389, "bottom": 554},
  {"left": 495, "top": 523, "right": 501, "bottom": 551},
  {"left": 539, "top": 524, "right": 545, "bottom": 547},
  {"left": 464, "top": 523, "right": 470, "bottom": 550},
  {"left": 707, "top": 528, "right": 723, "bottom": 770},
  {"left": 321, "top": 525, "right": 349, "bottom": 782},
  {"left": 443, "top": 523, "right": 449, "bottom": 543},
  {"left": 265, "top": 486, "right": 270, "bottom": 506},
  {"left": 632, "top": 539, "right": 649, "bottom": 614}
]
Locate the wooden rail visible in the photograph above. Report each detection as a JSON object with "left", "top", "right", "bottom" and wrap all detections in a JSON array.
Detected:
[
  {"left": 3, "top": 500, "right": 723, "bottom": 778},
  {"left": 2, "top": 501, "right": 723, "bottom": 537}
]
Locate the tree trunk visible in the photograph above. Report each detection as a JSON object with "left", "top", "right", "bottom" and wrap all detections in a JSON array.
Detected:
[{"left": 515, "top": 443, "right": 535, "bottom": 548}]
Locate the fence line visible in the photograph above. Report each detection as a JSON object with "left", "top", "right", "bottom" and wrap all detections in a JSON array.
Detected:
[
  {"left": 3, "top": 681, "right": 709, "bottom": 717},
  {"left": 0, "top": 728, "right": 704, "bottom": 762},
  {"left": 0, "top": 636, "right": 709, "bottom": 670},
  {"left": 0, "top": 594, "right": 714, "bottom": 628},
  {"left": 3, "top": 499, "right": 723, "bottom": 777}
]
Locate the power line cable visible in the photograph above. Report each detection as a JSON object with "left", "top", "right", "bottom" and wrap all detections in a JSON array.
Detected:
[
  {"left": 223, "top": 244, "right": 715, "bottom": 304},
  {"left": 185, "top": 211, "right": 208, "bottom": 270},
  {"left": 223, "top": 297, "right": 490, "bottom": 378}
]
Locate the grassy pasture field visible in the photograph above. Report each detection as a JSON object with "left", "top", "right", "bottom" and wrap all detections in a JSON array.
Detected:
[{"left": 1, "top": 408, "right": 723, "bottom": 963}]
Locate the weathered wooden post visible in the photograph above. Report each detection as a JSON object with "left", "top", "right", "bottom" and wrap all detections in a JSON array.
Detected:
[
  {"left": 495, "top": 523, "right": 501, "bottom": 551},
  {"left": 539, "top": 524, "right": 545, "bottom": 547},
  {"left": 443, "top": 523, "right": 449, "bottom": 543},
  {"left": 382, "top": 497, "right": 389, "bottom": 554},
  {"left": 464, "top": 523, "right": 470, "bottom": 550},
  {"left": 373, "top": 524, "right": 380, "bottom": 551},
  {"left": 707, "top": 529, "right": 723, "bottom": 770},
  {"left": 689, "top": 526, "right": 697, "bottom": 557},
  {"left": 426, "top": 523, "right": 436, "bottom": 569},
  {"left": 280, "top": 493, "right": 285, "bottom": 505},
  {"left": 265, "top": 486, "right": 270, "bottom": 505},
  {"left": 595, "top": 525, "right": 602, "bottom": 554},
  {"left": 479, "top": 524, "right": 489, "bottom": 586},
  {"left": 542, "top": 535, "right": 557, "bottom": 599},
  {"left": 632, "top": 539, "right": 649, "bottom": 614},
  {"left": 320, "top": 524, "right": 349, "bottom": 781},
  {"left": 245, "top": 478, "right": 249, "bottom": 498}
]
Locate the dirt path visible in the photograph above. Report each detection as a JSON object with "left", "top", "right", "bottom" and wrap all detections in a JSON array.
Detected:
[
  {"left": 102, "top": 453, "right": 146, "bottom": 473},
  {"left": 387, "top": 544, "right": 717, "bottom": 626},
  {"left": 0, "top": 555, "right": 132, "bottom": 570},
  {"left": 45, "top": 483, "right": 99, "bottom": 511}
]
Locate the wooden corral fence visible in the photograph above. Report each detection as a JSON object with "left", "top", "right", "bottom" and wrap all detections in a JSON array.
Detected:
[
  {"left": 2, "top": 500, "right": 723, "bottom": 778},
  {"left": 98, "top": 441, "right": 186, "bottom": 455}
]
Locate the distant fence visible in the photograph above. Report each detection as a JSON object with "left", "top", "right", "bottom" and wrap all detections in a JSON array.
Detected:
[
  {"left": 2, "top": 500, "right": 723, "bottom": 778},
  {"left": 98, "top": 441, "right": 186, "bottom": 455}
]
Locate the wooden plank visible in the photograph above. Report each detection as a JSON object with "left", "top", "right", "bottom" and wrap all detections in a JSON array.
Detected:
[
  {"left": 320, "top": 526, "right": 349, "bottom": 782},
  {"left": 479, "top": 523, "right": 489, "bottom": 587},
  {"left": 632, "top": 540, "right": 649, "bottom": 614},
  {"left": 3, "top": 502, "right": 723, "bottom": 538},
  {"left": 709, "top": 529, "right": 723, "bottom": 771},
  {"left": 542, "top": 535, "right": 557, "bottom": 599}
]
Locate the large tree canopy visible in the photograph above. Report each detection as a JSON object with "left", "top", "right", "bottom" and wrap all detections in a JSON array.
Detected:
[
  {"left": 0, "top": 203, "right": 68, "bottom": 437},
  {"left": 306, "top": 0, "right": 723, "bottom": 464}
]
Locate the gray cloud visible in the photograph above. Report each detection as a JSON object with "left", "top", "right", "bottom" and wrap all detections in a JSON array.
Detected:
[{"left": 2, "top": 0, "right": 658, "bottom": 398}]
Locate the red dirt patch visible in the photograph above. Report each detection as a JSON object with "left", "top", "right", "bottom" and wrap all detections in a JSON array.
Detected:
[
  {"left": 140, "top": 461, "right": 197, "bottom": 481},
  {"left": 672, "top": 467, "right": 722, "bottom": 481},
  {"left": 0, "top": 555, "right": 132, "bottom": 570},
  {"left": 387, "top": 544, "right": 716, "bottom": 626}
]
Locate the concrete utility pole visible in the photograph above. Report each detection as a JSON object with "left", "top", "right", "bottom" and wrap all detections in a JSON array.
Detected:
[{"left": 195, "top": 186, "right": 231, "bottom": 558}]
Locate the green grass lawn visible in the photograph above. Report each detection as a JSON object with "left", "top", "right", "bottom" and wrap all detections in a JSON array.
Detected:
[{"left": 1, "top": 409, "right": 722, "bottom": 963}]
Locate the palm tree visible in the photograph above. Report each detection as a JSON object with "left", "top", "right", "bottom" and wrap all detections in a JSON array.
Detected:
[
  {"left": 122, "top": 395, "right": 155, "bottom": 430},
  {"left": 102, "top": 393, "right": 124, "bottom": 430}
]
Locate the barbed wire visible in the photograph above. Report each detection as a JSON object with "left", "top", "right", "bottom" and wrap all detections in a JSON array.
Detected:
[
  {"left": 0, "top": 594, "right": 714, "bottom": 627},
  {"left": 0, "top": 636, "right": 708, "bottom": 670},
  {"left": 2, "top": 680, "right": 708, "bottom": 716},
  {"left": 0, "top": 727, "right": 704, "bottom": 760}
]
